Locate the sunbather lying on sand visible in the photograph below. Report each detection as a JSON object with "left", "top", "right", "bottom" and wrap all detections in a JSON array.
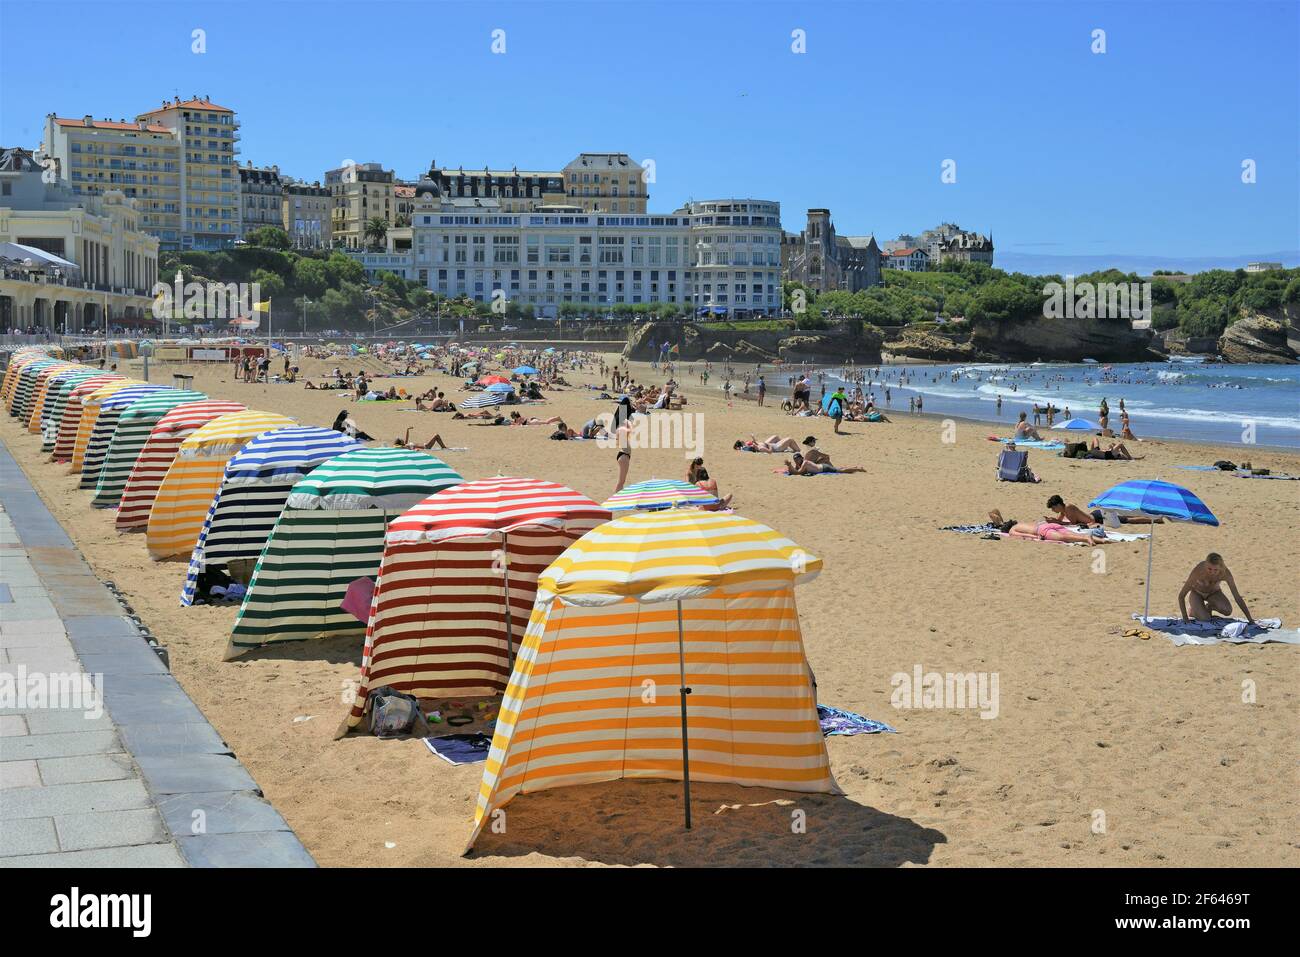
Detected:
[
  {"left": 395, "top": 428, "right": 447, "bottom": 450},
  {"left": 1085, "top": 439, "right": 1142, "bottom": 460},
  {"left": 1045, "top": 494, "right": 1163, "bottom": 526},
  {"left": 782, "top": 453, "right": 865, "bottom": 475},
  {"left": 735, "top": 435, "right": 801, "bottom": 453},
  {"left": 987, "top": 508, "right": 1109, "bottom": 544},
  {"left": 509, "top": 412, "right": 563, "bottom": 427}
]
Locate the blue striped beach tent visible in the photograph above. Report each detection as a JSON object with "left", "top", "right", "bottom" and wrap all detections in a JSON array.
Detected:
[
  {"left": 90, "top": 390, "right": 208, "bottom": 507},
  {"left": 77, "top": 385, "right": 171, "bottom": 489},
  {"left": 223, "top": 446, "right": 462, "bottom": 658},
  {"left": 1089, "top": 479, "right": 1219, "bottom": 619},
  {"left": 181, "top": 427, "right": 359, "bottom": 606},
  {"left": 36, "top": 371, "right": 102, "bottom": 447}
]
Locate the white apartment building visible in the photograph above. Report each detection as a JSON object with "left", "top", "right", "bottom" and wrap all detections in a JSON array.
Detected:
[{"left": 408, "top": 192, "right": 781, "bottom": 318}]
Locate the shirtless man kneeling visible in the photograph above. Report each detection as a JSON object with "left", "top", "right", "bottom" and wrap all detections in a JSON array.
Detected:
[{"left": 1178, "top": 553, "right": 1254, "bottom": 624}]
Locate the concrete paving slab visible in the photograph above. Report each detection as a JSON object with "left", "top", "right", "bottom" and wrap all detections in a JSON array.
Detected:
[
  {"left": 0, "top": 759, "right": 41, "bottom": 790},
  {"left": 55, "top": 806, "right": 169, "bottom": 852},
  {"left": 0, "top": 843, "right": 185, "bottom": 867},
  {"left": 37, "top": 752, "right": 135, "bottom": 786},
  {"left": 0, "top": 816, "right": 58, "bottom": 857}
]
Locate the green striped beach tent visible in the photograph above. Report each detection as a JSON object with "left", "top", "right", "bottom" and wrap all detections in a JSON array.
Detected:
[
  {"left": 38, "top": 371, "right": 103, "bottom": 449},
  {"left": 223, "top": 447, "right": 463, "bottom": 659},
  {"left": 90, "top": 390, "right": 208, "bottom": 508},
  {"left": 77, "top": 385, "right": 171, "bottom": 489}
]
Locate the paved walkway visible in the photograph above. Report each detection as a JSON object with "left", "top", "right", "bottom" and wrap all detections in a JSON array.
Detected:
[{"left": 0, "top": 440, "right": 314, "bottom": 866}]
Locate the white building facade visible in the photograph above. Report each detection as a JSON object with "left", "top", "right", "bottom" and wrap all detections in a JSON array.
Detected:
[{"left": 408, "top": 193, "right": 781, "bottom": 318}]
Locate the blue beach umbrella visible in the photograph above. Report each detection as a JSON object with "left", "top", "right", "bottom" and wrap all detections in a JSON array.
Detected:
[
  {"left": 1088, "top": 479, "right": 1219, "bottom": 619},
  {"left": 486, "top": 382, "right": 515, "bottom": 395},
  {"left": 513, "top": 365, "right": 539, "bottom": 376},
  {"left": 1054, "top": 417, "right": 1099, "bottom": 431}
]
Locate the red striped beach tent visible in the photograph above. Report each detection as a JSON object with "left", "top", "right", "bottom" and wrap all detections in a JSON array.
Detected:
[
  {"left": 20, "top": 362, "right": 85, "bottom": 428},
  {"left": 34, "top": 370, "right": 103, "bottom": 446},
  {"left": 115, "top": 400, "right": 246, "bottom": 531},
  {"left": 224, "top": 447, "right": 463, "bottom": 660},
  {"left": 49, "top": 375, "right": 126, "bottom": 457},
  {"left": 180, "top": 426, "right": 360, "bottom": 606},
  {"left": 76, "top": 385, "right": 171, "bottom": 488},
  {"left": 339, "top": 477, "right": 610, "bottom": 734},
  {"left": 467, "top": 508, "right": 835, "bottom": 848},
  {"left": 69, "top": 381, "right": 152, "bottom": 474},
  {"left": 28, "top": 367, "right": 99, "bottom": 434},
  {"left": 89, "top": 390, "right": 209, "bottom": 508},
  {"left": 145, "top": 410, "right": 296, "bottom": 559}
]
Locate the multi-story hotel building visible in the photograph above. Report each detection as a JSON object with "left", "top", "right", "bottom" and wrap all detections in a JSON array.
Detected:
[
  {"left": 42, "top": 114, "right": 183, "bottom": 248},
  {"left": 324, "top": 162, "right": 395, "bottom": 248},
  {"left": 135, "top": 96, "right": 242, "bottom": 250},
  {"left": 1, "top": 147, "right": 159, "bottom": 331},
  {"left": 423, "top": 152, "right": 648, "bottom": 215},
  {"left": 282, "top": 180, "right": 330, "bottom": 249},
  {"left": 406, "top": 186, "right": 780, "bottom": 318},
  {"left": 238, "top": 163, "right": 283, "bottom": 236}
]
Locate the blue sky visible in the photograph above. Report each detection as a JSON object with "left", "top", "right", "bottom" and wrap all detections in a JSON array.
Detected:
[{"left": 2, "top": 0, "right": 1296, "bottom": 271}]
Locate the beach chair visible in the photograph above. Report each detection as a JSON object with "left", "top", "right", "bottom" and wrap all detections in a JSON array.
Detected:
[{"left": 997, "top": 448, "right": 1033, "bottom": 482}]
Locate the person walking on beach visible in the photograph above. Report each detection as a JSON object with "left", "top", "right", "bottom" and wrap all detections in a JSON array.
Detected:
[
  {"left": 1178, "top": 553, "right": 1254, "bottom": 624},
  {"left": 757, "top": 375, "right": 766, "bottom": 406}
]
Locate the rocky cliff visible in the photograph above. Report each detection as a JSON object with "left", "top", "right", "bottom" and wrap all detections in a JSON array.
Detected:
[
  {"left": 1217, "top": 311, "right": 1299, "bottom": 364},
  {"left": 622, "top": 322, "right": 883, "bottom": 364},
  {"left": 969, "top": 315, "right": 1160, "bottom": 363}
]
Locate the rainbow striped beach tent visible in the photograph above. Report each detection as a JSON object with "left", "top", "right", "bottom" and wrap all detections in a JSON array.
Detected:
[
  {"left": 339, "top": 477, "right": 609, "bottom": 734},
  {"left": 76, "top": 385, "right": 170, "bottom": 488},
  {"left": 7, "top": 357, "right": 69, "bottom": 419},
  {"left": 28, "top": 366, "right": 98, "bottom": 434},
  {"left": 35, "top": 370, "right": 102, "bottom": 445},
  {"left": 146, "top": 410, "right": 295, "bottom": 559},
  {"left": 2, "top": 351, "right": 56, "bottom": 407},
  {"left": 116, "top": 400, "right": 246, "bottom": 531},
  {"left": 89, "top": 390, "right": 208, "bottom": 507},
  {"left": 180, "top": 426, "right": 359, "bottom": 605},
  {"left": 50, "top": 375, "right": 127, "bottom": 460},
  {"left": 43, "top": 374, "right": 122, "bottom": 452},
  {"left": 19, "top": 362, "right": 84, "bottom": 427},
  {"left": 225, "top": 447, "right": 463, "bottom": 659},
  {"left": 467, "top": 508, "right": 834, "bottom": 848}
]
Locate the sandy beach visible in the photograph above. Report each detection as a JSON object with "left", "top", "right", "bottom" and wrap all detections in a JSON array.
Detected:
[{"left": 2, "top": 351, "right": 1297, "bottom": 868}]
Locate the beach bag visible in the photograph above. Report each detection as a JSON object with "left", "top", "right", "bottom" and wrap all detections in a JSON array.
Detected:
[
  {"left": 1063, "top": 441, "right": 1088, "bottom": 459},
  {"left": 363, "top": 686, "right": 431, "bottom": 739},
  {"left": 1213, "top": 460, "right": 1237, "bottom": 471}
]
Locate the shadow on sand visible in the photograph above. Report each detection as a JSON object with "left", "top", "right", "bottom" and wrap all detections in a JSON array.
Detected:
[{"left": 469, "top": 780, "right": 945, "bottom": 867}]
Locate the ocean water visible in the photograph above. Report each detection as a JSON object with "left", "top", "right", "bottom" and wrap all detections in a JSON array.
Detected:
[{"left": 823, "top": 359, "right": 1300, "bottom": 449}]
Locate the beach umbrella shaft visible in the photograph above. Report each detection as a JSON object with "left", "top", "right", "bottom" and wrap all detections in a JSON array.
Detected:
[{"left": 677, "top": 599, "right": 692, "bottom": 830}]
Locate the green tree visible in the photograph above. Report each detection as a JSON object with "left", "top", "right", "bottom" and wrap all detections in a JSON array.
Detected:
[
  {"left": 243, "top": 226, "right": 291, "bottom": 250},
  {"left": 364, "top": 217, "right": 389, "bottom": 250}
]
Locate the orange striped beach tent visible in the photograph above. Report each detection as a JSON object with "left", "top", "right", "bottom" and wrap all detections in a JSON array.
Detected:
[
  {"left": 49, "top": 375, "right": 126, "bottom": 458},
  {"left": 145, "top": 409, "right": 294, "bottom": 559},
  {"left": 467, "top": 508, "right": 836, "bottom": 848},
  {"left": 68, "top": 380, "right": 148, "bottom": 474}
]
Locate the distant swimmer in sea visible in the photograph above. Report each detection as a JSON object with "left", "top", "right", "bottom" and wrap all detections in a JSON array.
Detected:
[{"left": 1178, "top": 553, "right": 1254, "bottom": 624}]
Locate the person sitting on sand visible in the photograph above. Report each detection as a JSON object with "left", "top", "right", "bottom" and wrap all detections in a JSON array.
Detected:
[
  {"left": 734, "top": 435, "right": 801, "bottom": 453},
  {"left": 1120, "top": 409, "right": 1137, "bottom": 440},
  {"left": 782, "top": 452, "right": 865, "bottom": 476},
  {"left": 395, "top": 427, "right": 447, "bottom": 450},
  {"left": 693, "top": 466, "right": 733, "bottom": 509},
  {"left": 800, "top": 436, "right": 832, "bottom": 465},
  {"left": 1085, "top": 439, "right": 1142, "bottom": 461},
  {"left": 549, "top": 421, "right": 580, "bottom": 440},
  {"left": 987, "top": 509, "right": 1109, "bottom": 544},
  {"left": 1044, "top": 494, "right": 1164, "bottom": 527},
  {"left": 1013, "top": 411, "right": 1044, "bottom": 441},
  {"left": 1178, "top": 552, "right": 1254, "bottom": 624}
]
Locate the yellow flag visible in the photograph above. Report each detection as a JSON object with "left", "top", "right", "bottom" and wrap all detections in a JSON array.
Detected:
[{"left": 253, "top": 299, "right": 271, "bottom": 312}]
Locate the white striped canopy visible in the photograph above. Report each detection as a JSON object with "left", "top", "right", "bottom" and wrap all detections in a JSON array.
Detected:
[
  {"left": 180, "top": 427, "right": 359, "bottom": 605},
  {"left": 90, "top": 391, "right": 208, "bottom": 507},
  {"left": 225, "top": 448, "right": 465, "bottom": 659},
  {"left": 0, "top": 352, "right": 47, "bottom": 405},
  {"left": 28, "top": 368, "right": 98, "bottom": 434},
  {"left": 8, "top": 359, "right": 68, "bottom": 419},
  {"left": 37, "top": 372, "right": 103, "bottom": 448},
  {"left": 341, "top": 478, "right": 610, "bottom": 731},
  {"left": 77, "top": 385, "right": 170, "bottom": 488},
  {"left": 146, "top": 410, "right": 295, "bottom": 559},
  {"left": 68, "top": 380, "right": 146, "bottom": 472},
  {"left": 116, "top": 400, "right": 246, "bottom": 531},
  {"left": 23, "top": 363, "right": 87, "bottom": 430},
  {"left": 467, "top": 511, "right": 833, "bottom": 850}
]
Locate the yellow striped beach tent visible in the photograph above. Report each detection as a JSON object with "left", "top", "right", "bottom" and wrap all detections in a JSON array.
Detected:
[
  {"left": 225, "top": 447, "right": 463, "bottom": 659},
  {"left": 90, "top": 390, "right": 208, "bottom": 508},
  {"left": 49, "top": 375, "right": 126, "bottom": 458},
  {"left": 27, "top": 366, "right": 98, "bottom": 434},
  {"left": 21, "top": 362, "right": 86, "bottom": 429},
  {"left": 180, "top": 426, "right": 360, "bottom": 606},
  {"left": 76, "top": 385, "right": 171, "bottom": 488},
  {"left": 68, "top": 380, "right": 149, "bottom": 474},
  {"left": 116, "top": 400, "right": 246, "bottom": 531},
  {"left": 34, "top": 370, "right": 103, "bottom": 446},
  {"left": 467, "top": 508, "right": 834, "bottom": 849},
  {"left": 340, "top": 478, "right": 610, "bottom": 733},
  {"left": 145, "top": 410, "right": 295, "bottom": 559}
]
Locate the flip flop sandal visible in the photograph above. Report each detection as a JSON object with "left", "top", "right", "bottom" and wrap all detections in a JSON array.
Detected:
[{"left": 447, "top": 715, "right": 474, "bottom": 727}]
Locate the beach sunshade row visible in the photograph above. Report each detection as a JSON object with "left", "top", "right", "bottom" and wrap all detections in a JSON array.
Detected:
[
  {"left": 180, "top": 426, "right": 359, "bottom": 605},
  {"left": 226, "top": 448, "right": 465, "bottom": 658},
  {"left": 90, "top": 391, "right": 209, "bottom": 507},
  {"left": 50, "top": 375, "right": 125, "bottom": 458},
  {"left": 76, "top": 385, "right": 170, "bottom": 487}
]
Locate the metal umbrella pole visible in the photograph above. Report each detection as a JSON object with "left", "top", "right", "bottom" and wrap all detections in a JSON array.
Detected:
[
  {"left": 500, "top": 530, "right": 514, "bottom": 661},
  {"left": 1143, "top": 520, "right": 1155, "bottom": 620},
  {"left": 676, "top": 599, "right": 692, "bottom": 829}
]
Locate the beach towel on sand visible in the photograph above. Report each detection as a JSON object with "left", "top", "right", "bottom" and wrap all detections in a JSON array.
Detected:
[
  {"left": 941, "top": 524, "right": 1148, "bottom": 544},
  {"left": 1134, "top": 616, "right": 1300, "bottom": 646},
  {"left": 818, "top": 705, "right": 896, "bottom": 736},
  {"left": 988, "top": 436, "right": 1065, "bottom": 450},
  {"left": 424, "top": 732, "right": 494, "bottom": 764}
]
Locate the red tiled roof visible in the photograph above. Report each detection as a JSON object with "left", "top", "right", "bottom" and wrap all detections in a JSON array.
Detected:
[
  {"left": 54, "top": 118, "right": 173, "bottom": 134},
  {"left": 888, "top": 247, "right": 923, "bottom": 257},
  {"left": 138, "top": 98, "right": 234, "bottom": 116}
]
